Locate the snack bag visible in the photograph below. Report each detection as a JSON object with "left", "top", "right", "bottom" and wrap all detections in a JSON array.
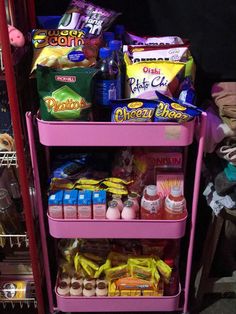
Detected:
[
  {"left": 36, "top": 65, "right": 98, "bottom": 121},
  {"left": 111, "top": 99, "right": 157, "bottom": 122},
  {"left": 124, "top": 45, "right": 190, "bottom": 63},
  {"left": 124, "top": 54, "right": 185, "bottom": 99},
  {"left": 154, "top": 91, "right": 202, "bottom": 123},
  {"left": 125, "top": 33, "right": 184, "bottom": 46},
  {"left": 58, "top": 0, "right": 121, "bottom": 37},
  {"left": 31, "top": 29, "right": 97, "bottom": 72}
]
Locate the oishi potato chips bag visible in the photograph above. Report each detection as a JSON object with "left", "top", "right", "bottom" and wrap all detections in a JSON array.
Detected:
[
  {"left": 125, "top": 33, "right": 184, "bottom": 46},
  {"left": 58, "top": 0, "right": 121, "bottom": 37},
  {"left": 36, "top": 65, "right": 97, "bottom": 121},
  {"left": 31, "top": 29, "right": 98, "bottom": 72},
  {"left": 124, "top": 53, "right": 185, "bottom": 99}
]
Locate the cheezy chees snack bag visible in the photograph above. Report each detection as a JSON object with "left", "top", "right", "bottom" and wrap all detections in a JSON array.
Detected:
[{"left": 36, "top": 65, "right": 98, "bottom": 121}]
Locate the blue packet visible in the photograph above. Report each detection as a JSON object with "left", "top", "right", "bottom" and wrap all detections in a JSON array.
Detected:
[
  {"left": 154, "top": 91, "right": 202, "bottom": 123},
  {"left": 178, "top": 77, "right": 196, "bottom": 105},
  {"left": 110, "top": 98, "right": 157, "bottom": 122}
]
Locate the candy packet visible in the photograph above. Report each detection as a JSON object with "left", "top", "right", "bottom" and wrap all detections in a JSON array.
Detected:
[
  {"left": 124, "top": 45, "right": 190, "bottom": 63},
  {"left": 36, "top": 65, "right": 98, "bottom": 121},
  {"left": 58, "top": 0, "right": 121, "bottom": 37},
  {"left": 111, "top": 98, "right": 157, "bottom": 122},
  {"left": 31, "top": 29, "right": 98, "bottom": 72},
  {"left": 154, "top": 91, "right": 202, "bottom": 123},
  {"left": 125, "top": 32, "right": 185, "bottom": 46},
  {"left": 124, "top": 53, "right": 185, "bottom": 99}
]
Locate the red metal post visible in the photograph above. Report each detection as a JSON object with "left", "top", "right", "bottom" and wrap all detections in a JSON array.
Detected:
[{"left": 0, "top": 1, "right": 45, "bottom": 313}]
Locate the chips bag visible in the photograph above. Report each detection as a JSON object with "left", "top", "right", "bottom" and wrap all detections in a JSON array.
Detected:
[
  {"left": 125, "top": 33, "right": 184, "bottom": 46},
  {"left": 31, "top": 29, "right": 98, "bottom": 72},
  {"left": 58, "top": 0, "right": 121, "bottom": 37},
  {"left": 36, "top": 65, "right": 98, "bottom": 121},
  {"left": 124, "top": 53, "right": 185, "bottom": 99}
]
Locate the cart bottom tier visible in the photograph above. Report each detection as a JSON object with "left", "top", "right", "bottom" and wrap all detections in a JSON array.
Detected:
[{"left": 55, "top": 285, "right": 181, "bottom": 312}]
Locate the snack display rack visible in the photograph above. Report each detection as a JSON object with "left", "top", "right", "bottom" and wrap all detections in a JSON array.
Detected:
[
  {"left": 26, "top": 110, "right": 206, "bottom": 313},
  {"left": 0, "top": 1, "right": 44, "bottom": 313}
]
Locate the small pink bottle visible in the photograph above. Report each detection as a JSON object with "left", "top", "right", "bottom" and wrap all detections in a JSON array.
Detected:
[
  {"left": 106, "top": 201, "right": 120, "bottom": 219},
  {"left": 121, "top": 200, "right": 136, "bottom": 219},
  {"left": 127, "top": 192, "right": 140, "bottom": 218},
  {"left": 111, "top": 194, "right": 123, "bottom": 212}
]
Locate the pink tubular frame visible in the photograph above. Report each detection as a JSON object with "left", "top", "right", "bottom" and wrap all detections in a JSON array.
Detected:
[
  {"left": 0, "top": 1, "right": 44, "bottom": 313},
  {"left": 27, "top": 111, "right": 206, "bottom": 313}
]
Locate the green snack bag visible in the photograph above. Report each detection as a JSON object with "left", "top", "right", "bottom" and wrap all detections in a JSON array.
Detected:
[{"left": 36, "top": 65, "right": 98, "bottom": 121}]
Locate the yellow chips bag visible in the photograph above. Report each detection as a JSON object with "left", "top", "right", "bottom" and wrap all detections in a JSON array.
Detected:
[{"left": 124, "top": 53, "right": 185, "bottom": 99}]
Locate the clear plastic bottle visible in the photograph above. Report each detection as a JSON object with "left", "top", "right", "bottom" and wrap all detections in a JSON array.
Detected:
[
  {"left": 93, "top": 47, "right": 119, "bottom": 121},
  {"left": 108, "top": 40, "right": 126, "bottom": 98},
  {"left": 140, "top": 185, "right": 162, "bottom": 220},
  {"left": 163, "top": 186, "right": 186, "bottom": 220}
]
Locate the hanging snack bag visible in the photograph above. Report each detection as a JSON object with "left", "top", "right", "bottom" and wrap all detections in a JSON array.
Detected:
[
  {"left": 36, "top": 65, "right": 98, "bottom": 121},
  {"left": 124, "top": 45, "right": 190, "bottom": 63},
  {"left": 31, "top": 29, "right": 98, "bottom": 72},
  {"left": 125, "top": 33, "right": 184, "bottom": 46},
  {"left": 154, "top": 91, "right": 202, "bottom": 123},
  {"left": 58, "top": 0, "right": 121, "bottom": 37},
  {"left": 124, "top": 53, "right": 185, "bottom": 99}
]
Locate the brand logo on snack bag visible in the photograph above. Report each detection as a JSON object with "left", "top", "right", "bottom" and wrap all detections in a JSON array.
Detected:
[
  {"left": 32, "top": 29, "right": 85, "bottom": 49},
  {"left": 55, "top": 76, "right": 76, "bottom": 83},
  {"left": 43, "top": 86, "right": 90, "bottom": 113},
  {"left": 127, "top": 101, "right": 143, "bottom": 109}
]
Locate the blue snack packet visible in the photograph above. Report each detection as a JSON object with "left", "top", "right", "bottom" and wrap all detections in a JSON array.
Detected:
[
  {"left": 110, "top": 98, "right": 157, "bottom": 122},
  {"left": 154, "top": 91, "right": 202, "bottom": 123}
]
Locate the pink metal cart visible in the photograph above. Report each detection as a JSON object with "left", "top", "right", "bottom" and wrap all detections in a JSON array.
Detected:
[{"left": 26, "top": 113, "right": 206, "bottom": 314}]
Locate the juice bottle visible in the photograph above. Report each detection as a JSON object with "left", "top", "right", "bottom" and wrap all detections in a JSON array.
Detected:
[
  {"left": 163, "top": 258, "right": 179, "bottom": 296},
  {"left": 127, "top": 192, "right": 140, "bottom": 218},
  {"left": 111, "top": 194, "right": 123, "bottom": 212},
  {"left": 106, "top": 201, "right": 120, "bottom": 219},
  {"left": 140, "top": 185, "right": 162, "bottom": 220},
  {"left": 163, "top": 186, "right": 186, "bottom": 220}
]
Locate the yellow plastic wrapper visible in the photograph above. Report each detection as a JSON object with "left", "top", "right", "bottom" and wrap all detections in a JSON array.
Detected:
[
  {"left": 31, "top": 29, "right": 97, "bottom": 72},
  {"left": 75, "top": 184, "right": 100, "bottom": 191},
  {"left": 105, "top": 264, "right": 129, "bottom": 281},
  {"left": 108, "top": 282, "right": 120, "bottom": 296},
  {"left": 50, "top": 178, "right": 75, "bottom": 190},
  {"left": 101, "top": 180, "right": 126, "bottom": 189},
  {"left": 94, "top": 259, "right": 111, "bottom": 278},
  {"left": 76, "top": 178, "right": 102, "bottom": 185},
  {"left": 105, "top": 187, "right": 128, "bottom": 195},
  {"left": 127, "top": 257, "right": 153, "bottom": 268},
  {"left": 155, "top": 258, "right": 172, "bottom": 281},
  {"left": 104, "top": 177, "right": 133, "bottom": 185},
  {"left": 124, "top": 53, "right": 185, "bottom": 99}
]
